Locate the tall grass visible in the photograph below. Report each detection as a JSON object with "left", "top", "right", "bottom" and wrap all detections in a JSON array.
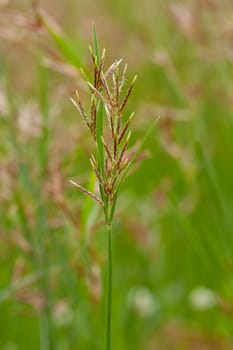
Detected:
[
  {"left": 70, "top": 28, "right": 142, "bottom": 349},
  {"left": 0, "top": 0, "right": 233, "bottom": 349}
]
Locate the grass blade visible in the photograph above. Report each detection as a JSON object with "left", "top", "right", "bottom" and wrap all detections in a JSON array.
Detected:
[
  {"left": 39, "top": 11, "right": 83, "bottom": 69},
  {"left": 92, "top": 26, "right": 106, "bottom": 211},
  {"left": 93, "top": 25, "right": 100, "bottom": 64}
]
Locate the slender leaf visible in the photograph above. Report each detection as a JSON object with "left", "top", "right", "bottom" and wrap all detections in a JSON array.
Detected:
[{"left": 39, "top": 13, "right": 83, "bottom": 68}]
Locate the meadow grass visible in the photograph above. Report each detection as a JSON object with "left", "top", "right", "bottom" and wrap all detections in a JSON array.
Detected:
[
  {"left": 0, "top": 1, "right": 233, "bottom": 349},
  {"left": 69, "top": 27, "right": 157, "bottom": 349}
]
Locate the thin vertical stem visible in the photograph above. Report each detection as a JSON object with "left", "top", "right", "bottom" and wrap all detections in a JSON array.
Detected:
[{"left": 106, "top": 223, "right": 112, "bottom": 350}]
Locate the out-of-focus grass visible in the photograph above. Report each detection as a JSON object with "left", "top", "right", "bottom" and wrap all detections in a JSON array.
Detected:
[{"left": 0, "top": 0, "right": 233, "bottom": 349}]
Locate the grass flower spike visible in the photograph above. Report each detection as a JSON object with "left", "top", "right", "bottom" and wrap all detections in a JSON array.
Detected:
[
  {"left": 71, "top": 55, "right": 137, "bottom": 221},
  {"left": 70, "top": 29, "right": 138, "bottom": 350}
]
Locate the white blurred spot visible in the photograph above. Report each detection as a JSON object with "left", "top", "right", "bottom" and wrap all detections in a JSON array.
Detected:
[
  {"left": 54, "top": 300, "right": 74, "bottom": 328},
  {"left": 17, "top": 102, "right": 42, "bottom": 137},
  {"left": 189, "top": 286, "right": 217, "bottom": 310},
  {"left": 0, "top": 86, "right": 8, "bottom": 115},
  {"left": 128, "top": 286, "right": 158, "bottom": 317}
]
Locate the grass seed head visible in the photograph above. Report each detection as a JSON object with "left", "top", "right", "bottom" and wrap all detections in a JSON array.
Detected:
[{"left": 71, "top": 47, "right": 137, "bottom": 221}]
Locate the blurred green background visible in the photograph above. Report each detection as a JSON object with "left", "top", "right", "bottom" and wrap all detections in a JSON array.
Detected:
[{"left": 1, "top": 0, "right": 233, "bottom": 349}]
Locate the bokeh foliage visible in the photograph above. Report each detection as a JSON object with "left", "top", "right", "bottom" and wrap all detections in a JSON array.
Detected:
[{"left": 0, "top": 0, "right": 233, "bottom": 349}]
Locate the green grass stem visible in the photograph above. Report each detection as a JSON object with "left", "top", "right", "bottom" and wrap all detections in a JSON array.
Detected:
[{"left": 106, "top": 224, "right": 113, "bottom": 350}]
